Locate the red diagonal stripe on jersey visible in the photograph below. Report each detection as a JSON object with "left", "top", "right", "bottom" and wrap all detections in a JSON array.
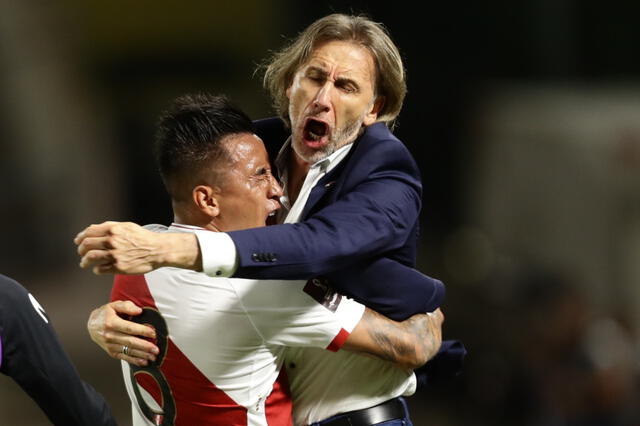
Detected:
[{"left": 112, "top": 274, "right": 247, "bottom": 425}]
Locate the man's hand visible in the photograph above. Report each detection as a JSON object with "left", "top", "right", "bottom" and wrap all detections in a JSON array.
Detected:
[
  {"left": 74, "top": 221, "right": 201, "bottom": 275},
  {"left": 87, "top": 301, "right": 160, "bottom": 367}
]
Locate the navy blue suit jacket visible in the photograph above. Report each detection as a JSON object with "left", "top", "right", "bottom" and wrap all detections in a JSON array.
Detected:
[{"left": 228, "top": 118, "right": 443, "bottom": 320}]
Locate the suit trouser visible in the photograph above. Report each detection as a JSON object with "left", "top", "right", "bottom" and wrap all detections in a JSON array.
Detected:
[{"left": 0, "top": 274, "right": 116, "bottom": 426}]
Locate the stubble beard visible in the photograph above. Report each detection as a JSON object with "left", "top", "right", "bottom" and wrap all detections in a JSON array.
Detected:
[{"left": 291, "top": 112, "right": 366, "bottom": 164}]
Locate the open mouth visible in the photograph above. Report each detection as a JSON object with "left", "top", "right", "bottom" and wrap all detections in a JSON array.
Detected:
[
  {"left": 303, "top": 118, "right": 329, "bottom": 142},
  {"left": 267, "top": 199, "right": 281, "bottom": 218}
]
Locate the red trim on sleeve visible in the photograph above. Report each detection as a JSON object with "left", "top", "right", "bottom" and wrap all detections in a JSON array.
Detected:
[{"left": 326, "top": 328, "right": 350, "bottom": 352}]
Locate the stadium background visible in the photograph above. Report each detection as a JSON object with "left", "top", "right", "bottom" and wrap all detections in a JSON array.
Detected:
[{"left": 1, "top": 1, "right": 639, "bottom": 424}]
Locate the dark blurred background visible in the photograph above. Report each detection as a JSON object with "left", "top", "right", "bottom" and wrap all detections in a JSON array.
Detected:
[{"left": 1, "top": 1, "right": 639, "bottom": 425}]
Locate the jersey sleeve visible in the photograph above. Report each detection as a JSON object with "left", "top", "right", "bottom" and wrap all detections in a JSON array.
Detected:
[{"left": 230, "top": 278, "right": 365, "bottom": 352}]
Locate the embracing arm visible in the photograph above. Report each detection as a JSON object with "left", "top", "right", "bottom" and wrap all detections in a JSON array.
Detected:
[
  {"left": 75, "top": 126, "right": 421, "bottom": 279},
  {"left": 344, "top": 307, "right": 443, "bottom": 370},
  {"left": 75, "top": 222, "right": 202, "bottom": 275},
  {"left": 227, "top": 137, "right": 421, "bottom": 279},
  {"left": 87, "top": 300, "right": 443, "bottom": 371}
]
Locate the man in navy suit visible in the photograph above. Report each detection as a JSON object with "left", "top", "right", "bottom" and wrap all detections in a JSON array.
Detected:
[
  {"left": 76, "top": 13, "right": 441, "bottom": 321},
  {"left": 76, "top": 13, "right": 463, "bottom": 425}
]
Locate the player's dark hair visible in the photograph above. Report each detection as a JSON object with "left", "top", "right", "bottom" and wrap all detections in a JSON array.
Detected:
[{"left": 155, "top": 93, "right": 254, "bottom": 201}]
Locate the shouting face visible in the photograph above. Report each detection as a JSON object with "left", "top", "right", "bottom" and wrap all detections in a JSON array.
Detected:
[
  {"left": 286, "top": 40, "right": 383, "bottom": 164},
  {"left": 214, "top": 133, "right": 282, "bottom": 231}
]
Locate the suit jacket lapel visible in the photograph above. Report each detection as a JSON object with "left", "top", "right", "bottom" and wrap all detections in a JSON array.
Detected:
[
  {"left": 299, "top": 136, "right": 360, "bottom": 220},
  {"left": 301, "top": 172, "right": 336, "bottom": 220}
]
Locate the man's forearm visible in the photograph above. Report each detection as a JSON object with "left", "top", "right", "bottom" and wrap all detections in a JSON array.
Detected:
[{"left": 343, "top": 307, "right": 443, "bottom": 370}]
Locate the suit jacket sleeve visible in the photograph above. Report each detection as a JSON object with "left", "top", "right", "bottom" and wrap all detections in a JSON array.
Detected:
[
  {"left": 228, "top": 126, "right": 422, "bottom": 280},
  {"left": 327, "top": 257, "right": 445, "bottom": 321}
]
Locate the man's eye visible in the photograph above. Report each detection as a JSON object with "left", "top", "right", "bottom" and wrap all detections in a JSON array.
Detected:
[{"left": 337, "top": 82, "right": 357, "bottom": 93}]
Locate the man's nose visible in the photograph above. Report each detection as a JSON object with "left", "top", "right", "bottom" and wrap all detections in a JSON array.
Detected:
[
  {"left": 312, "top": 83, "right": 332, "bottom": 111},
  {"left": 269, "top": 176, "right": 284, "bottom": 198}
]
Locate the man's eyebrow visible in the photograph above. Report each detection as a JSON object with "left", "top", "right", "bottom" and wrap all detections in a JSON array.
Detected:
[
  {"left": 335, "top": 76, "right": 360, "bottom": 88},
  {"left": 305, "top": 66, "right": 329, "bottom": 77},
  {"left": 306, "top": 66, "right": 361, "bottom": 87}
]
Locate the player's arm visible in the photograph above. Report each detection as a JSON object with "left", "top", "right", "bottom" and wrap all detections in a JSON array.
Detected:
[
  {"left": 344, "top": 308, "right": 443, "bottom": 370},
  {"left": 240, "top": 279, "right": 443, "bottom": 371},
  {"left": 86, "top": 291, "right": 443, "bottom": 371}
]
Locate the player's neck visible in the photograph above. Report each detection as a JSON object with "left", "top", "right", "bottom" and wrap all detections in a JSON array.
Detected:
[{"left": 173, "top": 209, "right": 221, "bottom": 233}]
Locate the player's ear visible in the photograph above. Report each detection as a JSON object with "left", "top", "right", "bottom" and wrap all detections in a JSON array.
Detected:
[{"left": 192, "top": 185, "right": 220, "bottom": 218}]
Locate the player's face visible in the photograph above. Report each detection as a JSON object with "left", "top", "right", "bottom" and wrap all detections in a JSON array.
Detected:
[
  {"left": 215, "top": 133, "right": 282, "bottom": 231},
  {"left": 286, "top": 40, "right": 382, "bottom": 164}
]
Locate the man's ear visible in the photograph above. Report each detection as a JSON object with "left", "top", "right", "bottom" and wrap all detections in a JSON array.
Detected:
[
  {"left": 363, "top": 96, "right": 386, "bottom": 126},
  {"left": 192, "top": 185, "right": 220, "bottom": 218}
]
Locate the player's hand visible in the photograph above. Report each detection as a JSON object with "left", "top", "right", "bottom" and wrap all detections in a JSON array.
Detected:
[
  {"left": 74, "top": 221, "right": 200, "bottom": 275},
  {"left": 421, "top": 308, "right": 444, "bottom": 361},
  {"left": 402, "top": 308, "right": 444, "bottom": 367},
  {"left": 87, "top": 300, "right": 159, "bottom": 366}
]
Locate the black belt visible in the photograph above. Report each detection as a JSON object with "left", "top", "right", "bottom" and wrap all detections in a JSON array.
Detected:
[{"left": 315, "top": 398, "right": 406, "bottom": 426}]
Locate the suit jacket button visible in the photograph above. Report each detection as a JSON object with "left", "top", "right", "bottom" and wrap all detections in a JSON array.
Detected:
[{"left": 251, "top": 253, "right": 260, "bottom": 262}]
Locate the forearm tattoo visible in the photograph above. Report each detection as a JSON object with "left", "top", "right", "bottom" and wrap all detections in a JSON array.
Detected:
[{"left": 363, "top": 309, "right": 417, "bottom": 364}]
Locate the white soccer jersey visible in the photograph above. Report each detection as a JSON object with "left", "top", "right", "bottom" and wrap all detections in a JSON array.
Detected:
[{"left": 111, "top": 224, "right": 365, "bottom": 426}]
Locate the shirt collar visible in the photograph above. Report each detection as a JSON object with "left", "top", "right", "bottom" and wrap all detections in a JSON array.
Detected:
[
  {"left": 169, "top": 223, "right": 206, "bottom": 233},
  {"left": 274, "top": 137, "right": 355, "bottom": 178},
  {"left": 274, "top": 136, "right": 293, "bottom": 177}
]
